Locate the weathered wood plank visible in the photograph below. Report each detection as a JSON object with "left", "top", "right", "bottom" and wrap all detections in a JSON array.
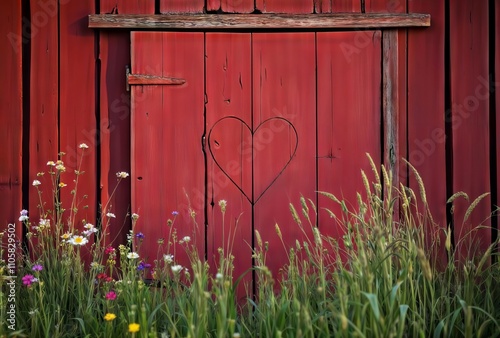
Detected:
[
  {"left": 205, "top": 33, "right": 253, "bottom": 295},
  {"left": 408, "top": 0, "right": 447, "bottom": 265},
  {"left": 88, "top": 13, "right": 431, "bottom": 29},
  {"left": 382, "top": 30, "right": 399, "bottom": 187},
  {"left": 449, "top": 0, "right": 490, "bottom": 258},
  {"left": 99, "top": 1, "right": 154, "bottom": 248},
  {"left": 29, "top": 0, "right": 59, "bottom": 223},
  {"left": 317, "top": 31, "right": 382, "bottom": 258},
  {"left": 59, "top": 0, "right": 96, "bottom": 229},
  {"left": 256, "top": 0, "right": 312, "bottom": 13},
  {"left": 0, "top": 1, "right": 22, "bottom": 241},
  {"left": 131, "top": 32, "right": 205, "bottom": 269},
  {"left": 315, "top": 0, "right": 361, "bottom": 13},
  {"left": 127, "top": 73, "right": 186, "bottom": 86},
  {"left": 252, "top": 33, "right": 316, "bottom": 278},
  {"left": 160, "top": 0, "right": 204, "bottom": 13}
]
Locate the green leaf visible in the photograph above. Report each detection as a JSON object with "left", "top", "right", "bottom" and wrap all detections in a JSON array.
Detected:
[{"left": 362, "top": 292, "right": 380, "bottom": 321}]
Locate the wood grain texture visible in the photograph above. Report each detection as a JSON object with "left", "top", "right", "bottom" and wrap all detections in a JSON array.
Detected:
[
  {"left": 256, "top": 0, "right": 313, "bottom": 13},
  {"left": 208, "top": 0, "right": 255, "bottom": 13},
  {"left": 99, "top": 1, "right": 154, "bottom": 248},
  {"left": 449, "top": 0, "right": 490, "bottom": 257},
  {"left": 59, "top": 0, "right": 96, "bottom": 229},
  {"left": 408, "top": 0, "right": 446, "bottom": 264},
  {"left": 0, "top": 1, "right": 22, "bottom": 241},
  {"left": 205, "top": 33, "right": 253, "bottom": 295},
  {"left": 88, "top": 13, "right": 431, "bottom": 29},
  {"left": 131, "top": 32, "right": 205, "bottom": 268},
  {"left": 317, "top": 31, "right": 382, "bottom": 252},
  {"left": 160, "top": 0, "right": 204, "bottom": 13},
  {"left": 315, "top": 0, "right": 361, "bottom": 13},
  {"left": 383, "top": 30, "right": 399, "bottom": 185},
  {"left": 29, "top": 0, "right": 59, "bottom": 222},
  {"left": 127, "top": 73, "right": 186, "bottom": 86},
  {"left": 252, "top": 33, "right": 316, "bottom": 278}
]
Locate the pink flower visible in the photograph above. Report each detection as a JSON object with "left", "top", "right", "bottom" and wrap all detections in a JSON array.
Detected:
[
  {"left": 22, "top": 274, "right": 36, "bottom": 286},
  {"left": 104, "top": 246, "right": 115, "bottom": 255},
  {"left": 105, "top": 291, "right": 117, "bottom": 300}
]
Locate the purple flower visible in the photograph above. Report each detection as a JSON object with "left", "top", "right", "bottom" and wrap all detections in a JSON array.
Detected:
[
  {"left": 172, "top": 211, "right": 179, "bottom": 216},
  {"left": 32, "top": 264, "right": 43, "bottom": 272},
  {"left": 135, "top": 232, "right": 145, "bottom": 240},
  {"left": 137, "top": 261, "right": 152, "bottom": 271}
]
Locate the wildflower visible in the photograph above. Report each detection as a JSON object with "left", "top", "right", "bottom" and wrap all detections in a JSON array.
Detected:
[
  {"left": 172, "top": 211, "right": 179, "bottom": 216},
  {"left": 137, "top": 262, "right": 151, "bottom": 271},
  {"left": 116, "top": 171, "right": 129, "bottom": 179},
  {"left": 39, "top": 219, "right": 50, "bottom": 228},
  {"left": 47, "top": 161, "right": 55, "bottom": 166},
  {"left": 105, "top": 277, "right": 113, "bottom": 283},
  {"left": 69, "top": 235, "right": 89, "bottom": 246},
  {"left": 61, "top": 232, "right": 72, "bottom": 242},
  {"left": 131, "top": 213, "right": 139, "bottom": 220},
  {"left": 163, "top": 254, "right": 174, "bottom": 264},
  {"left": 32, "top": 180, "right": 41, "bottom": 186},
  {"left": 55, "top": 164, "right": 66, "bottom": 172},
  {"left": 105, "top": 246, "right": 115, "bottom": 255},
  {"left": 22, "top": 274, "right": 36, "bottom": 286},
  {"left": 90, "top": 262, "right": 101, "bottom": 269},
  {"left": 218, "top": 199, "right": 227, "bottom": 212},
  {"left": 32, "top": 264, "right": 43, "bottom": 272},
  {"left": 216, "top": 272, "right": 223, "bottom": 280},
  {"left": 106, "top": 212, "right": 116, "bottom": 218},
  {"left": 157, "top": 238, "right": 164, "bottom": 245},
  {"left": 127, "top": 252, "right": 139, "bottom": 259},
  {"left": 171, "top": 265, "right": 183, "bottom": 273},
  {"left": 128, "top": 323, "right": 140, "bottom": 333},
  {"left": 97, "top": 273, "right": 107, "bottom": 280},
  {"left": 58, "top": 182, "right": 67, "bottom": 188},
  {"left": 83, "top": 224, "right": 98, "bottom": 237},
  {"left": 181, "top": 236, "right": 191, "bottom": 243},
  {"left": 135, "top": 232, "right": 145, "bottom": 240},
  {"left": 79, "top": 143, "right": 89, "bottom": 149},
  {"left": 19, "top": 209, "right": 29, "bottom": 222},
  {"left": 104, "top": 313, "right": 116, "bottom": 321},
  {"left": 105, "top": 291, "right": 117, "bottom": 300}
]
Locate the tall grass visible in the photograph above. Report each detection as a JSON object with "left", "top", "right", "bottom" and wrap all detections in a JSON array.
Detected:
[{"left": 0, "top": 151, "right": 499, "bottom": 337}]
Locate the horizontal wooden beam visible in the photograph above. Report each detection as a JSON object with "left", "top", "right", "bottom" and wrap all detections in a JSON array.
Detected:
[{"left": 89, "top": 13, "right": 430, "bottom": 30}]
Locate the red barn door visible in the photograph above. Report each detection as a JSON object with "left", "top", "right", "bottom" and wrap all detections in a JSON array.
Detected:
[{"left": 131, "top": 31, "right": 382, "bottom": 284}]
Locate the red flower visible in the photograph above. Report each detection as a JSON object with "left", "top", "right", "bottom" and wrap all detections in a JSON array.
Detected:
[{"left": 97, "top": 273, "right": 108, "bottom": 280}]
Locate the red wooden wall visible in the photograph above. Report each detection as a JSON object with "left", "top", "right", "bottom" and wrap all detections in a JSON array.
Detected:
[{"left": 0, "top": 0, "right": 498, "bottom": 272}]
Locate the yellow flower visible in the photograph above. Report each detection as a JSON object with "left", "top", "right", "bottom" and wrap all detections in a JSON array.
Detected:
[
  {"left": 104, "top": 313, "right": 116, "bottom": 321},
  {"left": 128, "top": 323, "right": 140, "bottom": 333},
  {"left": 59, "top": 182, "right": 67, "bottom": 188}
]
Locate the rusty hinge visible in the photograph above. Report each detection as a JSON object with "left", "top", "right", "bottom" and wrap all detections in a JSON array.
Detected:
[{"left": 126, "top": 65, "right": 186, "bottom": 91}]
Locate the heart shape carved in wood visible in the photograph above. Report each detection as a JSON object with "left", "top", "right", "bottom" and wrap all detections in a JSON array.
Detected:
[{"left": 208, "top": 116, "right": 298, "bottom": 204}]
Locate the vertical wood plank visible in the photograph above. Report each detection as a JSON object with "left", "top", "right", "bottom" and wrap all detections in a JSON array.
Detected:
[
  {"left": 252, "top": 33, "right": 316, "bottom": 277},
  {"left": 208, "top": 0, "right": 255, "bottom": 13},
  {"left": 29, "top": 0, "right": 59, "bottom": 221},
  {"left": 160, "top": 0, "right": 204, "bottom": 13},
  {"left": 315, "top": 0, "right": 361, "bottom": 13},
  {"left": 256, "top": 0, "right": 313, "bottom": 13},
  {"left": 99, "top": 1, "right": 155, "bottom": 247},
  {"left": 131, "top": 32, "right": 205, "bottom": 269},
  {"left": 0, "top": 1, "right": 22, "bottom": 241},
  {"left": 366, "top": 0, "right": 406, "bottom": 12},
  {"left": 408, "top": 0, "right": 446, "bottom": 263},
  {"left": 59, "top": 0, "right": 96, "bottom": 228},
  {"left": 449, "top": 0, "right": 491, "bottom": 257},
  {"left": 205, "top": 33, "right": 253, "bottom": 292},
  {"left": 317, "top": 31, "right": 382, "bottom": 254}
]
